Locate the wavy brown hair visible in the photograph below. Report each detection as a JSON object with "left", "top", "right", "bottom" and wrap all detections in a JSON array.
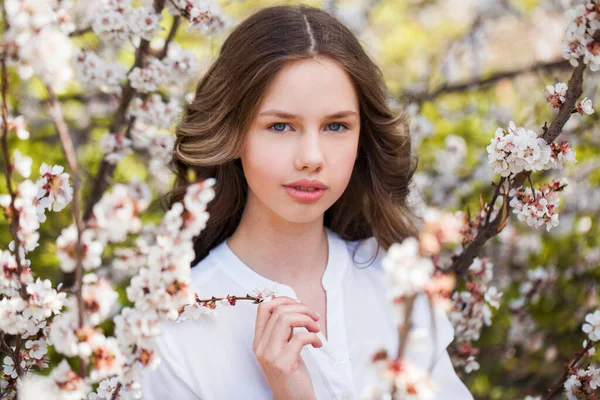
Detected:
[{"left": 167, "top": 4, "right": 419, "bottom": 266}]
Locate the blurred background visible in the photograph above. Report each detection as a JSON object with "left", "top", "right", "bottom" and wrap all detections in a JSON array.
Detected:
[{"left": 1, "top": 0, "right": 599, "bottom": 398}]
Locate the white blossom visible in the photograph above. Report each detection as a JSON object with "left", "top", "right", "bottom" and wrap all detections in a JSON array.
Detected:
[
  {"left": 562, "top": 2, "right": 600, "bottom": 71},
  {"left": 509, "top": 179, "right": 567, "bottom": 231},
  {"left": 56, "top": 226, "right": 104, "bottom": 273},
  {"left": 0, "top": 115, "right": 30, "bottom": 140},
  {"left": 73, "top": 49, "right": 127, "bottom": 94},
  {"left": 545, "top": 82, "right": 568, "bottom": 109},
  {"left": 583, "top": 310, "right": 600, "bottom": 341},
  {"left": 99, "top": 132, "right": 133, "bottom": 164},
  {"left": 487, "top": 122, "right": 551, "bottom": 177},
  {"left": 129, "top": 58, "right": 166, "bottom": 93},
  {"left": 36, "top": 163, "right": 73, "bottom": 213},
  {"left": 13, "top": 149, "right": 32, "bottom": 178},
  {"left": 382, "top": 237, "right": 434, "bottom": 299},
  {"left": 92, "top": 9, "right": 129, "bottom": 42},
  {"left": 577, "top": 97, "right": 594, "bottom": 115},
  {"left": 130, "top": 94, "right": 181, "bottom": 129},
  {"left": 128, "top": 6, "right": 163, "bottom": 41},
  {"left": 25, "top": 338, "right": 48, "bottom": 360}
]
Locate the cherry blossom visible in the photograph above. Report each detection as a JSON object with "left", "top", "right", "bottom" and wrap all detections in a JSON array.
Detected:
[
  {"left": 508, "top": 178, "right": 568, "bottom": 231},
  {"left": 3, "top": 1, "right": 74, "bottom": 92},
  {"left": 583, "top": 310, "right": 600, "bottom": 341},
  {"left": 547, "top": 141, "right": 577, "bottom": 170},
  {"left": 128, "top": 58, "right": 167, "bottom": 93},
  {"left": 0, "top": 180, "right": 41, "bottom": 251},
  {"left": 24, "top": 339, "right": 48, "bottom": 360},
  {"left": 89, "top": 335, "right": 124, "bottom": 382},
  {"left": 128, "top": 6, "right": 163, "bottom": 41},
  {"left": 166, "top": 0, "right": 228, "bottom": 33},
  {"left": 0, "top": 278, "right": 64, "bottom": 337},
  {"left": 2, "top": 355, "right": 25, "bottom": 380},
  {"left": 0, "top": 115, "right": 30, "bottom": 139},
  {"left": 73, "top": 49, "right": 127, "bottom": 94},
  {"left": 130, "top": 94, "right": 182, "bottom": 129},
  {"left": 486, "top": 121, "right": 552, "bottom": 177},
  {"left": 51, "top": 359, "right": 91, "bottom": 399},
  {"left": 449, "top": 257, "right": 501, "bottom": 373},
  {"left": 545, "top": 82, "right": 568, "bottom": 109},
  {"left": 382, "top": 237, "right": 435, "bottom": 300},
  {"left": 0, "top": 250, "right": 33, "bottom": 297},
  {"left": 35, "top": 163, "right": 73, "bottom": 213},
  {"left": 12, "top": 150, "right": 32, "bottom": 178},
  {"left": 92, "top": 7, "right": 129, "bottom": 42},
  {"left": 78, "top": 273, "right": 119, "bottom": 326},
  {"left": 56, "top": 226, "right": 104, "bottom": 273},
  {"left": 89, "top": 182, "right": 150, "bottom": 244},
  {"left": 576, "top": 97, "right": 594, "bottom": 115},
  {"left": 562, "top": 1, "right": 600, "bottom": 71},
  {"left": 563, "top": 365, "right": 600, "bottom": 400},
  {"left": 99, "top": 132, "right": 133, "bottom": 164}
]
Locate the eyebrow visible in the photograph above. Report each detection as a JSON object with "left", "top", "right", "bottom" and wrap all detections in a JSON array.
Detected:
[{"left": 258, "top": 110, "right": 358, "bottom": 119}]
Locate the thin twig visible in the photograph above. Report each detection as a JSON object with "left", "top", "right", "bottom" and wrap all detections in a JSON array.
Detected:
[
  {"left": 46, "top": 85, "right": 87, "bottom": 377},
  {"left": 403, "top": 59, "right": 571, "bottom": 103},
  {"left": 1, "top": 14, "right": 26, "bottom": 378},
  {"left": 391, "top": 294, "right": 417, "bottom": 396},
  {"left": 544, "top": 340, "right": 594, "bottom": 399}
]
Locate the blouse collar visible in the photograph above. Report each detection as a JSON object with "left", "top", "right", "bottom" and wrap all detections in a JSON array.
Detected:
[{"left": 209, "top": 227, "right": 351, "bottom": 299}]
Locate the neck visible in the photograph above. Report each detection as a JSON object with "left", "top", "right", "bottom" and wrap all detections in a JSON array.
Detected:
[{"left": 226, "top": 200, "right": 329, "bottom": 289}]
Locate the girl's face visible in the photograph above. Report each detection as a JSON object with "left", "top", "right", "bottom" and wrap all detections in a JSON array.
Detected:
[{"left": 240, "top": 56, "right": 361, "bottom": 226}]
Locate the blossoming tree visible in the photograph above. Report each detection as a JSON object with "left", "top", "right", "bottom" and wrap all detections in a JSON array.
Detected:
[{"left": 0, "top": 0, "right": 599, "bottom": 399}]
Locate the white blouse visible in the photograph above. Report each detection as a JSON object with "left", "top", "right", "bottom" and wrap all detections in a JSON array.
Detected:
[{"left": 141, "top": 228, "right": 473, "bottom": 399}]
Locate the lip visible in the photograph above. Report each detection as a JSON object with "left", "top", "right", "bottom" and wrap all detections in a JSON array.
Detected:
[
  {"left": 283, "top": 186, "right": 326, "bottom": 203},
  {"left": 283, "top": 179, "right": 328, "bottom": 190}
]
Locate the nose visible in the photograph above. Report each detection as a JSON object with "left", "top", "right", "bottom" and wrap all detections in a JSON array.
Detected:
[{"left": 294, "top": 128, "right": 324, "bottom": 172}]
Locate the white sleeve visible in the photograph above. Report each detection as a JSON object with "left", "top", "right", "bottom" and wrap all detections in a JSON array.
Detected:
[
  {"left": 430, "top": 349, "right": 474, "bottom": 400},
  {"left": 411, "top": 294, "right": 473, "bottom": 400},
  {"left": 141, "top": 327, "right": 201, "bottom": 400}
]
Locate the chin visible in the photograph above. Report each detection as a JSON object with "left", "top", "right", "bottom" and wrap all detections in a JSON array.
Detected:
[{"left": 275, "top": 206, "right": 327, "bottom": 225}]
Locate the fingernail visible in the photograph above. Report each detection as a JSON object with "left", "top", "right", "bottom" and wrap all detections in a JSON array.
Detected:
[
  {"left": 295, "top": 298, "right": 302, "bottom": 303},
  {"left": 315, "top": 311, "right": 320, "bottom": 318}
]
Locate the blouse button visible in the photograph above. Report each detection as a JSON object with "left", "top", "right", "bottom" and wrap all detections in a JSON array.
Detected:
[{"left": 341, "top": 390, "right": 353, "bottom": 399}]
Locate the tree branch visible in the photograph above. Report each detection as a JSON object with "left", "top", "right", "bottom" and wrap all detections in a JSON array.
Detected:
[
  {"left": 83, "top": 0, "right": 167, "bottom": 221},
  {"left": 45, "top": 85, "right": 88, "bottom": 377},
  {"left": 450, "top": 24, "right": 595, "bottom": 280},
  {"left": 403, "top": 59, "right": 571, "bottom": 103}
]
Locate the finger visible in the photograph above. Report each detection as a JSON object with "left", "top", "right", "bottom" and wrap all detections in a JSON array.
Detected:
[
  {"left": 263, "top": 312, "right": 321, "bottom": 352},
  {"left": 278, "top": 331, "right": 323, "bottom": 366},
  {"left": 254, "top": 296, "right": 299, "bottom": 349},
  {"left": 260, "top": 304, "right": 320, "bottom": 349}
]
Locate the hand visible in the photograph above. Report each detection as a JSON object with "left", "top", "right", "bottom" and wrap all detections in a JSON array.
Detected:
[{"left": 252, "top": 296, "right": 323, "bottom": 400}]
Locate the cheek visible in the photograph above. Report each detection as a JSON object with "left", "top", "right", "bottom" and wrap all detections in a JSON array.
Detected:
[
  {"left": 240, "top": 134, "right": 286, "bottom": 187},
  {"left": 325, "top": 140, "right": 358, "bottom": 186}
]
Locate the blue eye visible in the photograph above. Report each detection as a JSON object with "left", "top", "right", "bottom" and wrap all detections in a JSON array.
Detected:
[
  {"left": 269, "top": 123, "right": 290, "bottom": 133},
  {"left": 326, "top": 123, "right": 348, "bottom": 132},
  {"left": 267, "top": 122, "right": 349, "bottom": 133}
]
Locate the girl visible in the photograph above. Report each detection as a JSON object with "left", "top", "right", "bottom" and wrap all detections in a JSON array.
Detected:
[{"left": 142, "top": 4, "right": 473, "bottom": 399}]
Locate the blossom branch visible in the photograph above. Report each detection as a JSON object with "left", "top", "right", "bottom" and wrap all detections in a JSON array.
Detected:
[
  {"left": 45, "top": 85, "right": 89, "bottom": 377},
  {"left": 1, "top": 31, "right": 27, "bottom": 300},
  {"left": 83, "top": 0, "right": 167, "bottom": 221},
  {"left": 390, "top": 295, "right": 417, "bottom": 397},
  {"left": 1, "top": 16, "right": 28, "bottom": 379},
  {"left": 451, "top": 41, "right": 593, "bottom": 281},
  {"left": 544, "top": 340, "right": 595, "bottom": 399}
]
